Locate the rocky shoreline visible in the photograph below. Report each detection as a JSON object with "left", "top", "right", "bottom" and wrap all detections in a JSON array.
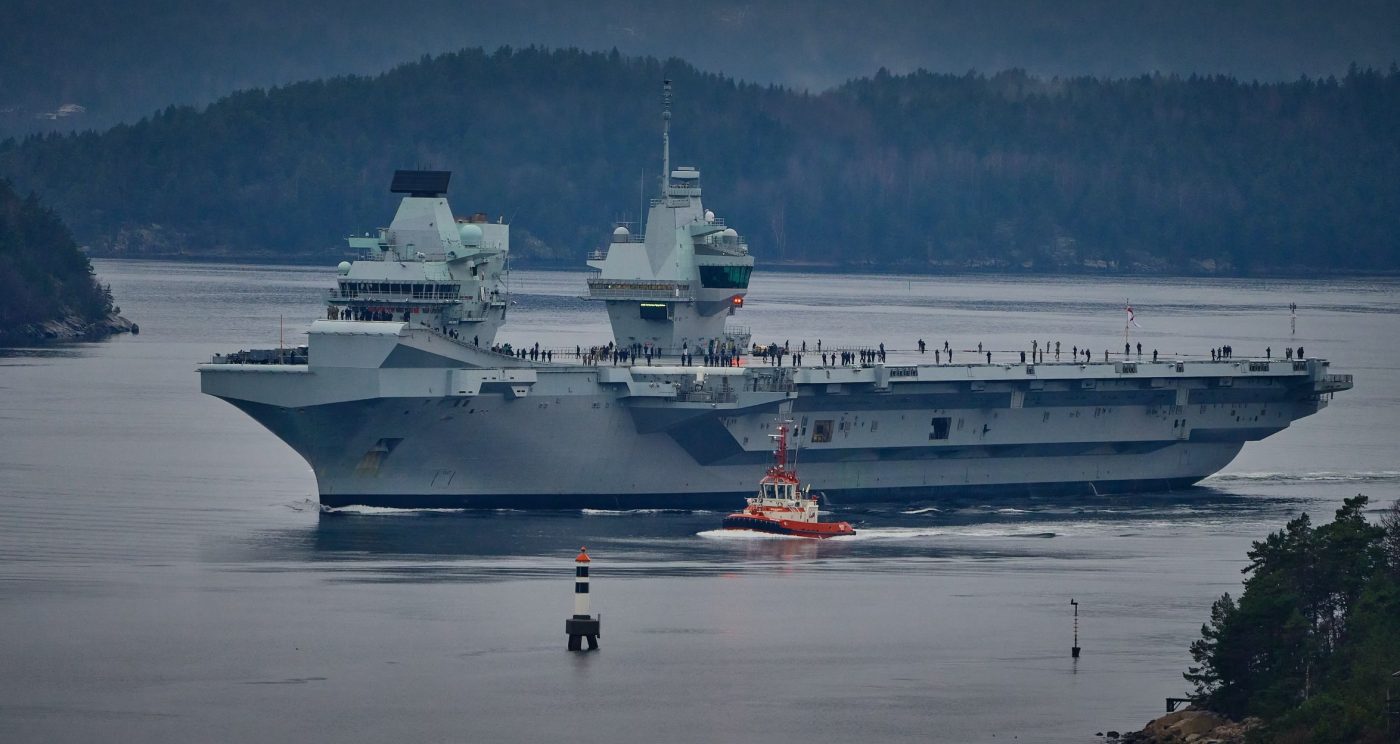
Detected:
[
  {"left": 0, "top": 311, "right": 137, "bottom": 347},
  {"left": 1112, "top": 709, "right": 1260, "bottom": 743}
]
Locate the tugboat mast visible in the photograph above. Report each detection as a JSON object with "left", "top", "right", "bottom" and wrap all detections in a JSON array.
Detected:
[{"left": 770, "top": 423, "right": 790, "bottom": 475}]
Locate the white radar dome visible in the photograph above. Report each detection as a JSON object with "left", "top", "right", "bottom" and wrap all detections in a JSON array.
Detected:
[
  {"left": 336, "top": 261, "right": 352, "bottom": 275},
  {"left": 722, "top": 228, "right": 738, "bottom": 238},
  {"left": 458, "top": 223, "right": 483, "bottom": 246},
  {"left": 612, "top": 225, "right": 630, "bottom": 243},
  {"left": 704, "top": 210, "right": 715, "bottom": 222}
]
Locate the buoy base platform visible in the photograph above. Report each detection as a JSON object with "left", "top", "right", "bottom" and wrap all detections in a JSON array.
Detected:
[{"left": 566, "top": 615, "right": 600, "bottom": 651}]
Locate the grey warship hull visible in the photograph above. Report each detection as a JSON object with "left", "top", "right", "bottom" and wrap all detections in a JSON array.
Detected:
[
  {"left": 200, "top": 86, "right": 1352, "bottom": 509},
  {"left": 201, "top": 321, "right": 1352, "bottom": 510}
]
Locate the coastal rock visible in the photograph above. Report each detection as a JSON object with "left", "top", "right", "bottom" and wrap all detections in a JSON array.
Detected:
[
  {"left": 0, "top": 311, "right": 136, "bottom": 346},
  {"left": 1121, "top": 709, "right": 1260, "bottom": 744}
]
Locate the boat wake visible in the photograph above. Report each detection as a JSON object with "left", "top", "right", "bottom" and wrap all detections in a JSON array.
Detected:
[
  {"left": 698, "top": 525, "right": 1062, "bottom": 542},
  {"left": 583, "top": 508, "right": 710, "bottom": 516},
  {"left": 837, "top": 526, "right": 1058, "bottom": 541},
  {"left": 696, "top": 529, "right": 809, "bottom": 541}
]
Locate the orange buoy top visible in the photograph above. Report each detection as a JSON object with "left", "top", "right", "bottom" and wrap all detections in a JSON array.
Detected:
[{"left": 575, "top": 547, "right": 590, "bottom": 563}]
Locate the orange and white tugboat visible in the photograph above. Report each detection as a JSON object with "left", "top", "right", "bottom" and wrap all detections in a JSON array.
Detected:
[{"left": 720, "top": 423, "right": 855, "bottom": 538}]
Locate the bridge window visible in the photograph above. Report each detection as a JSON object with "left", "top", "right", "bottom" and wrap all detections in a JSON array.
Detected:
[{"left": 699, "top": 265, "right": 752, "bottom": 289}]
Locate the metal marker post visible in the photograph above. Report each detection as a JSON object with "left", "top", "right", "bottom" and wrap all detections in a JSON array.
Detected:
[{"left": 1070, "top": 598, "right": 1081, "bottom": 658}]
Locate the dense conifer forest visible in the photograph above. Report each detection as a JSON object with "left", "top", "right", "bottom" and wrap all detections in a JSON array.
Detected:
[
  {"left": 0, "top": 179, "right": 118, "bottom": 344},
  {"left": 1184, "top": 496, "right": 1400, "bottom": 743},
  {"left": 1, "top": 47, "right": 1397, "bottom": 274}
]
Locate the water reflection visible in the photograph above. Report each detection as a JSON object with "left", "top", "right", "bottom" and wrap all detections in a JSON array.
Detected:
[
  {"left": 228, "top": 488, "right": 1301, "bottom": 584},
  {"left": 0, "top": 345, "right": 89, "bottom": 361}
]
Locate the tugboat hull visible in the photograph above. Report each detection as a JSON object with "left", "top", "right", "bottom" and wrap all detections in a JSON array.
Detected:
[{"left": 721, "top": 513, "right": 855, "bottom": 539}]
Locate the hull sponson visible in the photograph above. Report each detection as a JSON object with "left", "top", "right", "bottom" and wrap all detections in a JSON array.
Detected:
[
  {"left": 200, "top": 326, "right": 1351, "bottom": 509},
  {"left": 225, "top": 392, "right": 1244, "bottom": 508},
  {"left": 320, "top": 477, "right": 1208, "bottom": 510}
]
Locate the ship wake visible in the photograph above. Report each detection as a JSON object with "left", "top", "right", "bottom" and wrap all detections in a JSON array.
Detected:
[{"left": 1205, "top": 471, "right": 1400, "bottom": 484}]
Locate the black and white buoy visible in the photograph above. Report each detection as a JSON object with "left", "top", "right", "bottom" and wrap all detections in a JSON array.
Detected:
[
  {"left": 1070, "top": 598, "right": 1081, "bottom": 658},
  {"left": 566, "top": 547, "right": 600, "bottom": 652}
]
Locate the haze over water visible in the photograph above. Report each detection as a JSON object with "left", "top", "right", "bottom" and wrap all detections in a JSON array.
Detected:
[{"left": 2, "top": 260, "right": 1396, "bottom": 743}]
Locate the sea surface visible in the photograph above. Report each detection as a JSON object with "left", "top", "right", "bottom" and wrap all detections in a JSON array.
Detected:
[{"left": 2, "top": 260, "right": 1397, "bottom": 743}]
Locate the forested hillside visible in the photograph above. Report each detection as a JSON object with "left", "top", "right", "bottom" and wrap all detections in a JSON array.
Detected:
[
  {"left": 2, "top": 47, "right": 1397, "bottom": 274},
  {"left": 0, "top": 179, "right": 126, "bottom": 345},
  {"left": 1182, "top": 496, "right": 1400, "bottom": 743}
]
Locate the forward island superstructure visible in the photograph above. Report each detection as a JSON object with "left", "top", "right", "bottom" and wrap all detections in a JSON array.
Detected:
[{"left": 200, "top": 84, "right": 1354, "bottom": 510}]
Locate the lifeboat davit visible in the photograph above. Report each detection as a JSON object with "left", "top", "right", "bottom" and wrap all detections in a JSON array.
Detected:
[{"left": 720, "top": 422, "right": 854, "bottom": 539}]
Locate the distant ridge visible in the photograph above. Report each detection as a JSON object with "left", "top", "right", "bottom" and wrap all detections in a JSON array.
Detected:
[
  {"left": 5, "top": 1, "right": 1398, "bottom": 140},
  {"left": 1, "top": 47, "right": 1398, "bottom": 275}
]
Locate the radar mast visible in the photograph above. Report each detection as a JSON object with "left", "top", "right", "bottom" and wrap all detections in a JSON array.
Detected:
[{"left": 661, "top": 79, "right": 672, "bottom": 196}]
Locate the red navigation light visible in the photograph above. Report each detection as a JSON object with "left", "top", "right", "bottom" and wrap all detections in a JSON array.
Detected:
[{"left": 731, "top": 296, "right": 744, "bottom": 307}]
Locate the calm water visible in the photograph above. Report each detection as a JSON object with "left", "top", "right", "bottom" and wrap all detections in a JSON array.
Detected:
[{"left": 2, "top": 260, "right": 1397, "bottom": 743}]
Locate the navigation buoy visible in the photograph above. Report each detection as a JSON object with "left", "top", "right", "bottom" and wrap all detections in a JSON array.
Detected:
[{"left": 566, "top": 547, "right": 600, "bottom": 652}]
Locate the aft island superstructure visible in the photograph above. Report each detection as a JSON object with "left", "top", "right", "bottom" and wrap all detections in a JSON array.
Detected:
[
  {"left": 584, "top": 81, "right": 753, "bottom": 357},
  {"left": 199, "top": 83, "right": 1353, "bottom": 510}
]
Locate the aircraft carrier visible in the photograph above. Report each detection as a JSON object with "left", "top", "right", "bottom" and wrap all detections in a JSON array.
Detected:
[{"left": 199, "top": 83, "right": 1354, "bottom": 510}]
